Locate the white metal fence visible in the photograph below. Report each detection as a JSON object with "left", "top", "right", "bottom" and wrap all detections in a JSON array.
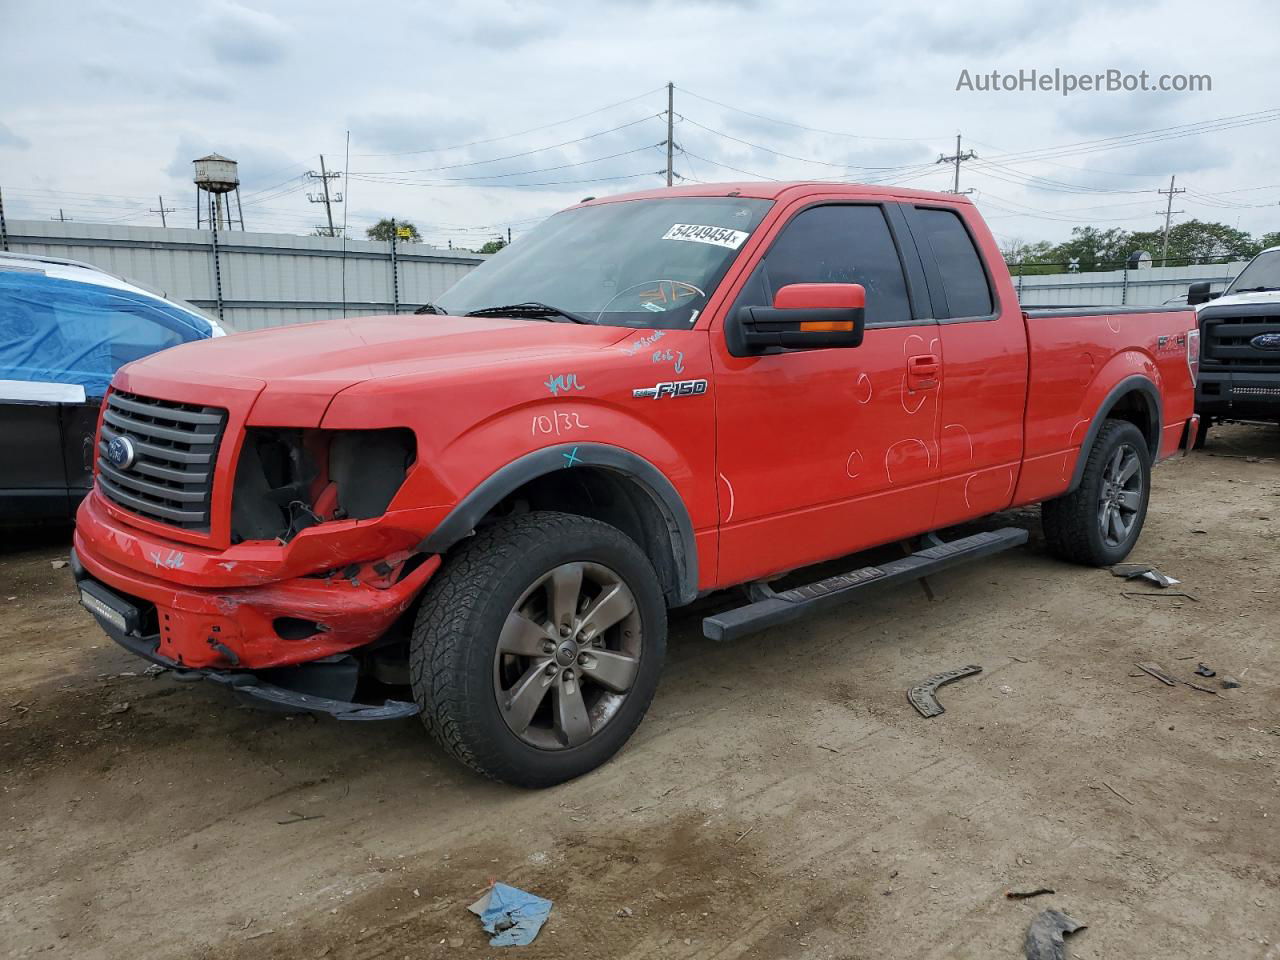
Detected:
[
  {"left": 4, "top": 219, "right": 1249, "bottom": 321},
  {"left": 1012, "top": 260, "right": 1247, "bottom": 307},
  {"left": 3, "top": 220, "right": 485, "bottom": 331}
]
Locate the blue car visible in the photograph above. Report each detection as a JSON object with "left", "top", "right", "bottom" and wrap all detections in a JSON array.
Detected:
[{"left": 0, "top": 252, "right": 225, "bottom": 523}]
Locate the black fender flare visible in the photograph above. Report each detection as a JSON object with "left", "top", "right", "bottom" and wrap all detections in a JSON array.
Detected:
[
  {"left": 418, "top": 443, "right": 699, "bottom": 605},
  {"left": 1067, "top": 374, "right": 1162, "bottom": 493}
]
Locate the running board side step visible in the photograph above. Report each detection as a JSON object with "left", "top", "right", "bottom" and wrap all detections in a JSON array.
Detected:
[{"left": 702, "top": 527, "right": 1029, "bottom": 642}]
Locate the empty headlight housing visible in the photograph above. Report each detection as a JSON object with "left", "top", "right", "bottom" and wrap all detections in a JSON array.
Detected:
[{"left": 230, "top": 427, "right": 416, "bottom": 543}]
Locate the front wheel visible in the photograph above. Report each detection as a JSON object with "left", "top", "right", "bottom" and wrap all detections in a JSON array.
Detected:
[
  {"left": 1041, "top": 419, "right": 1152, "bottom": 566},
  {"left": 409, "top": 511, "right": 666, "bottom": 787}
]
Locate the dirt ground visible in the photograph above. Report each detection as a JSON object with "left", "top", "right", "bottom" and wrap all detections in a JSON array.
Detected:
[{"left": 2, "top": 422, "right": 1277, "bottom": 960}]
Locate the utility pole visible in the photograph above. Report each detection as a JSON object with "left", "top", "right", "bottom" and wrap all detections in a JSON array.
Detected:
[
  {"left": 149, "top": 195, "right": 175, "bottom": 228},
  {"left": 665, "top": 81, "right": 674, "bottom": 187},
  {"left": 507, "top": 226, "right": 512, "bottom": 244},
  {"left": 1158, "top": 175, "right": 1186, "bottom": 266},
  {"left": 51, "top": 208, "right": 73, "bottom": 222},
  {"left": 307, "top": 154, "right": 343, "bottom": 237},
  {"left": 0, "top": 185, "right": 9, "bottom": 251},
  {"left": 937, "top": 133, "right": 976, "bottom": 194}
]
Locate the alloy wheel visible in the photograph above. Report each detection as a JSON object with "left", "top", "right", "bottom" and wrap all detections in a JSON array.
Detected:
[
  {"left": 1098, "top": 442, "right": 1143, "bottom": 547},
  {"left": 493, "top": 561, "right": 642, "bottom": 750}
]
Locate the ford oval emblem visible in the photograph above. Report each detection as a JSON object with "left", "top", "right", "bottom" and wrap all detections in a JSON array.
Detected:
[
  {"left": 1251, "top": 332, "right": 1280, "bottom": 351},
  {"left": 106, "top": 436, "right": 137, "bottom": 470}
]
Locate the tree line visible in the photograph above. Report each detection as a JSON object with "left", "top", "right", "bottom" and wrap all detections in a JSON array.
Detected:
[
  {"left": 1001, "top": 219, "right": 1280, "bottom": 274},
  {"left": 364, "top": 218, "right": 506, "bottom": 254}
]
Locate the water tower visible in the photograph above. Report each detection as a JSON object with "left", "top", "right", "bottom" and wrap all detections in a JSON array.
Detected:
[{"left": 193, "top": 153, "right": 245, "bottom": 231}]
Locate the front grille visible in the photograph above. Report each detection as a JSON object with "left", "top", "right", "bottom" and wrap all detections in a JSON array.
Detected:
[
  {"left": 97, "top": 391, "right": 227, "bottom": 531},
  {"left": 1202, "top": 314, "right": 1280, "bottom": 372}
]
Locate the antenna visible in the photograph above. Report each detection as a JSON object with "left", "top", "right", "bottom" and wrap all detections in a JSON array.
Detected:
[{"left": 341, "top": 131, "right": 350, "bottom": 317}]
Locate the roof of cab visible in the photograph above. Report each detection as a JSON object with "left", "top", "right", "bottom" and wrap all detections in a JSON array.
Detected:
[{"left": 577, "top": 180, "right": 973, "bottom": 206}]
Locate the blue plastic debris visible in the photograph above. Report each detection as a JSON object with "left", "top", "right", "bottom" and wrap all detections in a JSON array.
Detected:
[{"left": 468, "top": 882, "right": 554, "bottom": 947}]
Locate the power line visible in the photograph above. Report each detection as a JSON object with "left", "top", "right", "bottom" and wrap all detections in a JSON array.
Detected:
[
  {"left": 352, "top": 143, "right": 665, "bottom": 185},
  {"left": 353, "top": 115, "right": 663, "bottom": 175},
  {"left": 348, "top": 169, "right": 667, "bottom": 190},
  {"left": 677, "top": 114, "right": 924, "bottom": 171},
  {"left": 353, "top": 87, "right": 666, "bottom": 157},
  {"left": 678, "top": 87, "right": 943, "bottom": 142},
  {"left": 975, "top": 108, "right": 1280, "bottom": 166}
]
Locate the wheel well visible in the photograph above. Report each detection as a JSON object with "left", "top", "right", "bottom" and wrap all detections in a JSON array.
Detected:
[
  {"left": 481, "top": 466, "right": 685, "bottom": 605},
  {"left": 1104, "top": 389, "right": 1160, "bottom": 458}
]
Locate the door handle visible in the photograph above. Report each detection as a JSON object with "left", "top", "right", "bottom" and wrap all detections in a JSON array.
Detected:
[{"left": 907, "top": 354, "right": 940, "bottom": 389}]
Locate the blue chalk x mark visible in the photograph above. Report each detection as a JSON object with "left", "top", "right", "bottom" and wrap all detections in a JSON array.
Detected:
[{"left": 563, "top": 446, "right": 583, "bottom": 468}]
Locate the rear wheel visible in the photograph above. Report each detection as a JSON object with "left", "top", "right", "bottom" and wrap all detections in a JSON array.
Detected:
[
  {"left": 1042, "top": 419, "right": 1152, "bottom": 566},
  {"left": 409, "top": 511, "right": 666, "bottom": 787}
]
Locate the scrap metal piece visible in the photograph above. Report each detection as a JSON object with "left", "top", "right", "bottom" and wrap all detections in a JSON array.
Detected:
[
  {"left": 1024, "top": 909, "right": 1086, "bottom": 960},
  {"left": 1195, "top": 663, "right": 1216, "bottom": 678},
  {"left": 1110, "top": 563, "right": 1179, "bottom": 588},
  {"left": 1136, "top": 662, "right": 1177, "bottom": 686},
  {"left": 908, "top": 664, "right": 982, "bottom": 718}
]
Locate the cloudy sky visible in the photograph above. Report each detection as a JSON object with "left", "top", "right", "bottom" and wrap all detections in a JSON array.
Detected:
[{"left": 2, "top": 0, "right": 1277, "bottom": 250}]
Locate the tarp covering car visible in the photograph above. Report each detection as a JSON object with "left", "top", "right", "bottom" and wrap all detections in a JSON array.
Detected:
[{"left": 0, "top": 269, "right": 215, "bottom": 398}]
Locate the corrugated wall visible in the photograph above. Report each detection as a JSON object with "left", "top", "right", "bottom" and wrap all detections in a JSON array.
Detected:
[
  {"left": 4, "top": 220, "right": 484, "bottom": 331},
  {"left": 1012, "top": 261, "right": 1247, "bottom": 307}
]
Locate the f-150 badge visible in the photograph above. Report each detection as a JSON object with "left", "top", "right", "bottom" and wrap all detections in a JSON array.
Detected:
[{"left": 633, "top": 378, "right": 709, "bottom": 399}]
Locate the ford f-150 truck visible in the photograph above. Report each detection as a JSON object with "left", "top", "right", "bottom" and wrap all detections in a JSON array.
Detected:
[
  {"left": 1187, "top": 245, "right": 1280, "bottom": 444},
  {"left": 71, "top": 183, "right": 1200, "bottom": 786}
]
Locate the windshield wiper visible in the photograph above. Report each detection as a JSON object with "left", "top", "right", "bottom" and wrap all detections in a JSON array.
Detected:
[
  {"left": 464, "top": 301, "right": 593, "bottom": 324},
  {"left": 1232, "top": 285, "right": 1280, "bottom": 293},
  {"left": 414, "top": 302, "right": 446, "bottom": 315}
]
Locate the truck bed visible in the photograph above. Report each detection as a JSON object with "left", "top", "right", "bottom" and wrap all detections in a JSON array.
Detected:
[{"left": 1014, "top": 303, "right": 1198, "bottom": 506}]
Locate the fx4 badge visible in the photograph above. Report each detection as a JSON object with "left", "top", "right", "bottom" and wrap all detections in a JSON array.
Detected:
[{"left": 632, "top": 378, "right": 709, "bottom": 399}]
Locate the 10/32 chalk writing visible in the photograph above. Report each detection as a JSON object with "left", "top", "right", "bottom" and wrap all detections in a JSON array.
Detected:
[{"left": 532, "top": 410, "right": 589, "bottom": 436}]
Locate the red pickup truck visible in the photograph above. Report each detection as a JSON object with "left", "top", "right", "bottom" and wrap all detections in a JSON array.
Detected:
[{"left": 72, "top": 183, "right": 1199, "bottom": 786}]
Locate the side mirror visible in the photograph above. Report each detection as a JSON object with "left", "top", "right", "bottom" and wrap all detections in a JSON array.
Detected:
[
  {"left": 1187, "top": 281, "right": 1212, "bottom": 306},
  {"left": 727, "top": 283, "right": 866, "bottom": 357}
]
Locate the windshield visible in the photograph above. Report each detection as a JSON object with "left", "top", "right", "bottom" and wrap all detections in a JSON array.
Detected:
[
  {"left": 1227, "top": 249, "right": 1280, "bottom": 294},
  {"left": 436, "top": 196, "right": 772, "bottom": 329}
]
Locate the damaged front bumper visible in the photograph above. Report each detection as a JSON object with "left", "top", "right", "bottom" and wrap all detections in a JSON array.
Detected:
[
  {"left": 71, "top": 490, "right": 441, "bottom": 719},
  {"left": 72, "top": 546, "right": 429, "bottom": 719}
]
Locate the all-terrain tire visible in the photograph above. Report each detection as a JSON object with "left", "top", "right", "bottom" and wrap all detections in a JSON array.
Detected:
[
  {"left": 1041, "top": 419, "right": 1152, "bottom": 566},
  {"left": 409, "top": 511, "right": 667, "bottom": 787}
]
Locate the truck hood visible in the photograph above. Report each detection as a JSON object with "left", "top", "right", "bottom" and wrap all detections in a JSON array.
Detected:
[
  {"left": 127, "top": 314, "right": 630, "bottom": 384},
  {"left": 1197, "top": 289, "right": 1280, "bottom": 312},
  {"left": 117, "top": 313, "right": 635, "bottom": 424}
]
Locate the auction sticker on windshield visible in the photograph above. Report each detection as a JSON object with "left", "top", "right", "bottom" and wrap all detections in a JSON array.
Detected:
[{"left": 662, "top": 223, "right": 750, "bottom": 249}]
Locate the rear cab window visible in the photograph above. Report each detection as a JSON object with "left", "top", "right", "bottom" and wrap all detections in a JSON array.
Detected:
[{"left": 910, "top": 207, "right": 994, "bottom": 319}]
